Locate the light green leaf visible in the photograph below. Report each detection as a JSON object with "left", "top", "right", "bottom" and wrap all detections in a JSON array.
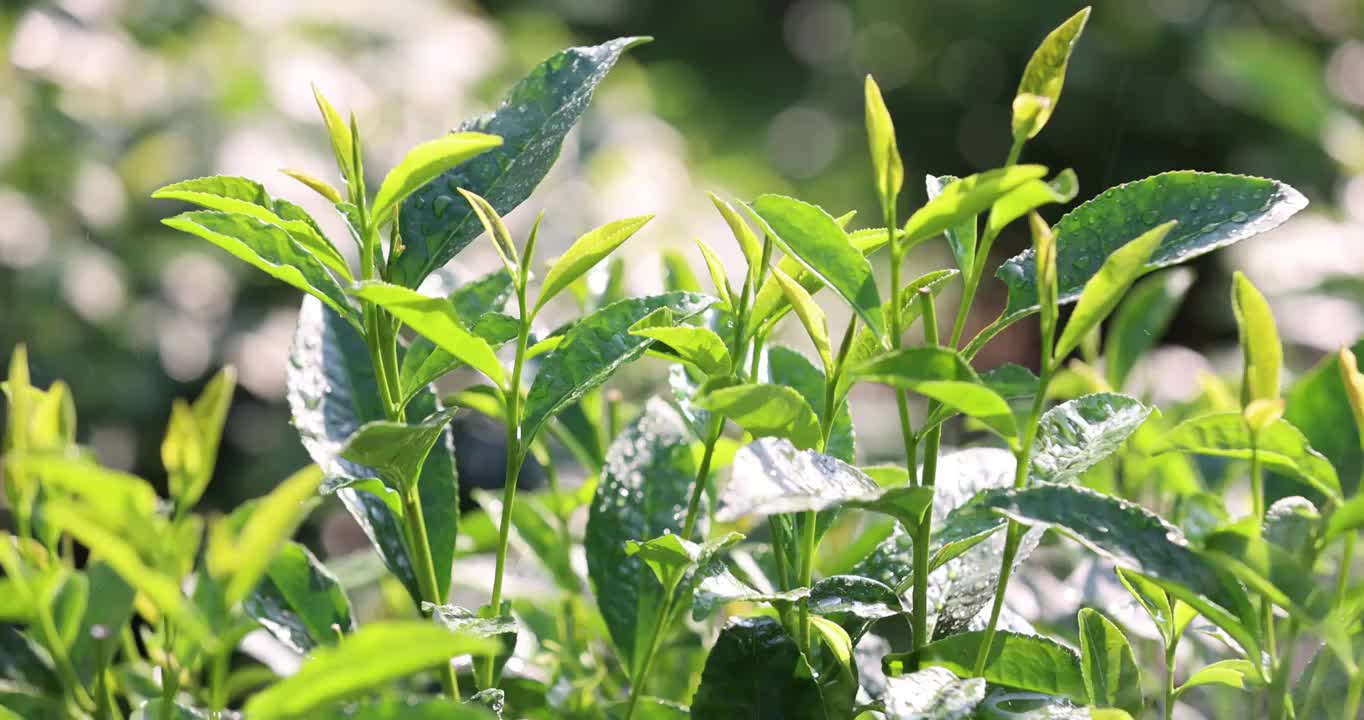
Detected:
[
  {"left": 457, "top": 188, "right": 519, "bottom": 277},
  {"left": 1013, "top": 7, "right": 1091, "bottom": 139},
  {"left": 697, "top": 384, "right": 822, "bottom": 452},
  {"left": 750, "top": 194, "right": 884, "bottom": 338},
  {"left": 885, "top": 630, "right": 1088, "bottom": 705},
  {"left": 630, "top": 319, "right": 731, "bottom": 377},
  {"left": 1176, "top": 659, "right": 1262, "bottom": 697},
  {"left": 522, "top": 292, "right": 713, "bottom": 443},
  {"left": 1078, "top": 608, "right": 1144, "bottom": 716},
  {"left": 280, "top": 168, "right": 342, "bottom": 204},
  {"left": 242, "top": 621, "right": 498, "bottom": 719},
  {"left": 370, "top": 133, "right": 502, "bottom": 227},
  {"left": 1326, "top": 494, "right": 1364, "bottom": 542},
  {"left": 998, "top": 172, "right": 1307, "bottom": 324},
  {"left": 351, "top": 281, "right": 506, "bottom": 387},
  {"left": 716, "top": 437, "right": 881, "bottom": 522},
  {"left": 1159, "top": 412, "right": 1341, "bottom": 501},
  {"left": 771, "top": 266, "right": 833, "bottom": 375},
  {"left": 537, "top": 215, "right": 654, "bottom": 313},
  {"left": 710, "top": 193, "right": 763, "bottom": 281},
  {"left": 312, "top": 85, "right": 354, "bottom": 183},
  {"left": 926, "top": 173, "right": 978, "bottom": 273},
  {"left": 1104, "top": 268, "right": 1194, "bottom": 390},
  {"left": 902, "top": 165, "right": 1048, "bottom": 249},
  {"left": 626, "top": 533, "right": 700, "bottom": 585},
  {"left": 764, "top": 346, "right": 856, "bottom": 462},
  {"left": 864, "top": 75, "right": 903, "bottom": 211},
  {"left": 163, "top": 210, "right": 358, "bottom": 325},
  {"left": 1054, "top": 221, "right": 1174, "bottom": 360},
  {"left": 837, "top": 269, "right": 959, "bottom": 401},
  {"left": 393, "top": 38, "right": 648, "bottom": 287},
  {"left": 1201, "top": 522, "right": 1331, "bottom": 623},
  {"left": 984, "top": 168, "right": 1080, "bottom": 240},
  {"left": 224, "top": 464, "right": 326, "bottom": 605},
  {"left": 1030, "top": 393, "right": 1152, "bottom": 484},
  {"left": 853, "top": 347, "right": 1017, "bottom": 443},
  {"left": 1232, "top": 271, "right": 1282, "bottom": 404},
  {"left": 695, "top": 238, "right": 734, "bottom": 307}
]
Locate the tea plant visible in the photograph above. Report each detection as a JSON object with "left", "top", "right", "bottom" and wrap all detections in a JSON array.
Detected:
[{"left": 3, "top": 8, "right": 1363, "bottom": 720}]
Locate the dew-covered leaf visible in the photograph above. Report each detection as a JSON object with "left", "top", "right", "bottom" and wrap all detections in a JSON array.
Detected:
[
  {"left": 885, "top": 630, "right": 1088, "bottom": 704},
  {"left": 1030, "top": 393, "right": 1151, "bottom": 484},
  {"left": 691, "top": 617, "right": 826, "bottom": 720},
  {"left": 879, "top": 666, "right": 986, "bottom": 720},
  {"left": 717, "top": 437, "right": 880, "bottom": 522},
  {"left": 997, "top": 172, "right": 1308, "bottom": 322},
  {"left": 392, "top": 37, "right": 649, "bottom": 287},
  {"left": 522, "top": 292, "right": 713, "bottom": 444},
  {"left": 336, "top": 407, "right": 457, "bottom": 494}
]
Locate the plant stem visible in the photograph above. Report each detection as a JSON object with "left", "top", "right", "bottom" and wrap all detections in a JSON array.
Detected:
[
  {"left": 1269, "top": 620, "right": 1299, "bottom": 720},
  {"left": 1346, "top": 669, "right": 1363, "bottom": 720},
  {"left": 912, "top": 290, "right": 941, "bottom": 660},
  {"left": 1164, "top": 635, "right": 1178, "bottom": 720}
]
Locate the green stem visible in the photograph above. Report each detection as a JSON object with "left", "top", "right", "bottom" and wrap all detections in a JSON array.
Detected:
[
  {"left": 1346, "top": 669, "right": 1363, "bottom": 720},
  {"left": 912, "top": 290, "right": 941, "bottom": 661},
  {"left": 1269, "top": 620, "right": 1299, "bottom": 720},
  {"left": 797, "top": 509, "right": 817, "bottom": 655},
  {"left": 208, "top": 648, "right": 230, "bottom": 717},
  {"left": 159, "top": 622, "right": 178, "bottom": 720},
  {"left": 402, "top": 484, "right": 460, "bottom": 699},
  {"left": 1164, "top": 635, "right": 1178, "bottom": 720},
  {"left": 1337, "top": 531, "right": 1355, "bottom": 603}
]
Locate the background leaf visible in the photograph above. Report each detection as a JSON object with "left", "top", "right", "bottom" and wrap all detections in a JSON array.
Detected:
[
  {"left": 690, "top": 617, "right": 825, "bottom": 720},
  {"left": 717, "top": 437, "right": 880, "bottom": 522},
  {"left": 244, "top": 541, "right": 354, "bottom": 654},
  {"left": 1078, "top": 607, "right": 1144, "bottom": 716},
  {"left": 886, "top": 630, "right": 1088, "bottom": 704},
  {"left": 1104, "top": 268, "right": 1194, "bottom": 390}
]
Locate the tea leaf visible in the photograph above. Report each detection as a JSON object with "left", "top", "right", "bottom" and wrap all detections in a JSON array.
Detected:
[
  {"left": 312, "top": 85, "right": 354, "bottom": 183},
  {"left": 1159, "top": 413, "right": 1342, "bottom": 501},
  {"left": 132, "top": 700, "right": 208, "bottom": 719},
  {"left": 710, "top": 193, "right": 763, "bottom": 281},
  {"left": 864, "top": 75, "right": 903, "bottom": 211},
  {"left": 697, "top": 385, "right": 822, "bottom": 452},
  {"left": 903, "top": 165, "right": 1048, "bottom": 249},
  {"left": 352, "top": 281, "right": 506, "bottom": 387},
  {"left": 585, "top": 399, "right": 701, "bottom": 676},
  {"left": 371, "top": 133, "right": 502, "bottom": 227},
  {"left": 1325, "top": 494, "right": 1364, "bottom": 542},
  {"left": 1054, "top": 221, "right": 1173, "bottom": 360},
  {"left": 837, "top": 269, "right": 959, "bottom": 401},
  {"left": 69, "top": 563, "right": 135, "bottom": 685},
  {"left": 1030, "top": 393, "right": 1152, "bottom": 484},
  {"left": 998, "top": 172, "right": 1308, "bottom": 322},
  {"left": 691, "top": 617, "right": 824, "bottom": 719},
  {"left": 751, "top": 194, "right": 885, "bottom": 338},
  {"left": 522, "top": 292, "right": 713, "bottom": 443},
  {"left": 280, "top": 168, "right": 342, "bottom": 204},
  {"left": 879, "top": 666, "right": 986, "bottom": 719},
  {"left": 806, "top": 574, "right": 903, "bottom": 645},
  {"left": 926, "top": 174, "right": 978, "bottom": 273},
  {"left": 717, "top": 437, "right": 880, "bottom": 521},
  {"left": 1201, "top": 522, "right": 1331, "bottom": 623},
  {"left": 244, "top": 541, "right": 353, "bottom": 654},
  {"left": 630, "top": 321, "right": 731, "bottom": 377},
  {"left": 400, "top": 278, "right": 519, "bottom": 404},
  {"left": 886, "top": 630, "right": 1088, "bottom": 704},
  {"left": 457, "top": 189, "right": 519, "bottom": 277},
  {"left": 984, "top": 168, "right": 1080, "bottom": 240},
  {"left": 242, "top": 621, "right": 497, "bottom": 719},
  {"left": 336, "top": 407, "right": 457, "bottom": 494},
  {"left": 694, "top": 239, "right": 734, "bottom": 307},
  {"left": 1078, "top": 608, "right": 1144, "bottom": 715},
  {"left": 153, "top": 176, "right": 351, "bottom": 279},
  {"left": 316, "top": 700, "right": 494, "bottom": 720},
  {"left": 771, "top": 266, "right": 833, "bottom": 375},
  {"left": 393, "top": 37, "right": 648, "bottom": 287},
  {"left": 853, "top": 347, "right": 1018, "bottom": 443},
  {"left": 537, "top": 215, "right": 654, "bottom": 314},
  {"left": 1104, "top": 268, "right": 1194, "bottom": 390},
  {"left": 1176, "top": 659, "right": 1261, "bottom": 696},
  {"left": 1013, "top": 7, "right": 1090, "bottom": 139},
  {"left": 224, "top": 464, "right": 326, "bottom": 604},
  {"left": 1231, "top": 271, "right": 1282, "bottom": 404},
  {"left": 163, "top": 211, "right": 358, "bottom": 326}
]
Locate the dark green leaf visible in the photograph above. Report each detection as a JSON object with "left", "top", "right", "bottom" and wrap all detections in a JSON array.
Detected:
[
  {"left": 522, "top": 292, "right": 713, "bottom": 443},
  {"left": 692, "top": 566, "right": 809, "bottom": 621},
  {"left": 750, "top": 194, "right": 884, "bottom": 338},
  {"left": 885, "top": 630, "right": 1088, "bottom": 704},
  {"left": 998, "top": 172, "right": 1308, "bottom": 322},
  {"left": 1078, "top": 608, "right": 1143, "bottom": 716},
  {"left": 807, "top": 574, "right": 902, "bottom": 645},
  {"left": 244, "top": 542, "right": 354, "bottom": 654},
  {"left": 1201, "top": 522, "right": 1331, "bottom": 623},
  {"left": 132, "top": 700, "right": 207, "bottom": 719},
  {"left": 585, "top": 399, "right": 702, "bottom": 677},
  {"left": 1104, "top": 268, "right": 1194, "bottom": 390},
  {"left": 1262, "top": 496, "right": 1320, "bottom": 556},
  {"left": 68, "top": 563, "right": 134, "bottom": 685},
  {"left": 1281, "top": 338, "right": 1364, "bottom": 498},
  {"left": 1159, "top": 413, "right": 1342, "bottom": 501},
  {"left": 691, "top": 617, "right": 826, "bottom": 720},
  {"left": 393, "top": 37, "right": 648, "bottom": 287},
  {"left": 1030, "top": 393, "right": 1151, "bottom": 484},
  {"left": 766, "top": 346, "right": 856, "bottom": 462}
]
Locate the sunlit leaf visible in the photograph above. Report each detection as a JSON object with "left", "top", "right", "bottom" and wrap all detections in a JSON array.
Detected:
[
  {"left": 1054, "top": 221, "right": 1173, "bottom": 360},
  {"left": 1013, "top": 7, "right": 1091, "bottom": 139}
]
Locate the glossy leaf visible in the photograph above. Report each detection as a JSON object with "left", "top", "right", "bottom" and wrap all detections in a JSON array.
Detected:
[
  {"left": 1175, "top": 659, "right": 1261, "bottom": 697},
  {"left": 691, "top": 617, "right": 825, "bottom": 720},
  {"left": 393, "top": 37, "right": 648, "bottom": 286},
  {"left": 337, "top": 407, "right": 458, "bottom": 493},
  {"left": 371, "top": 133, "right": 502, "bottom": 227},
  {"left": 1013, "top": 7, "right": 1090, "bottom": 138},
  {"left": 750, "top": 194, "right": 884, "bottom": 337},
  {"left": 352, "top": 282, "right": 506, "bottom": 386},
  {"left": 710, "top": 193, "right": 763, "bottom": 280},
  {"left": 1159, "top": 412, "right": 1341, "bottom": 501},
  {"left": 1054, "top": 221, "right": 1173, "bottom": 360},
  {"left": 998, "top": 172, "right": 1308, "bottom": 321},
  {"left": 717, "top": 437, "right": 880, "bottom": 522},
  {"left": 630, "top": 318, "right": 731, "bottom": 377},
  {"left": 537, "top": 215, "right": 653, "bottom": 313},
  {"left": 163, "top": 210, "right": 357, "bottom": 325},
  {"left": 398, "top": 269, "right": 517, "bottom": 402},
  {"left": 692, "top": 566, "right": 809, "bottom": 621},
  {"left": 854, "top": 346, "right": 1017, "bottom": 442},
  {"left": 771, "top": 266, "right": 833, "bottom": 375},
  {"left": 1078, "top": 608, "right": 1143, "bottom": 715},
  {"left": 584, "top": 399, "right": 701, "bottom": 676},
  {"left": 880, "top": 666, "right": 986, "bottom": 719},
  {"left": 1232, "top": 271, "right": 1282, "bottom": 404},
  {"left": 696, "top": 384, "right": 822, "bottom": 452},
  {"left": 886, "top": 630, "right": 1088, "bottom": 704},
  {"left": 1030, "top": 393, "right": 1151, "bottom": 484},
  {"left": 1104, "top": 268, "right": 1194, "bottom": 390},
  {"left": 244, "top": 541, "right": 354, "bottom": 654},
  {"left": 242, "top": 621, "right": 497, "bottom": 719},
  {"left": 902, "top": 166, "right": 1048, "bottom": 248}
]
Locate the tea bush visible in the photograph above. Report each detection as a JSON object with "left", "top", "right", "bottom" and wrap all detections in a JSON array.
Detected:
[{"left": 3, "top": 8, "right": 1362, "bottom": 720}]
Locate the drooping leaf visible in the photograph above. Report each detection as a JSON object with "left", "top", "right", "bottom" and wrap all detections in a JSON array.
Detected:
[
  {"left": 691, "top": 617, "right": 825, "bottom": 720},
  {"left": 242, "top": 621, "right": 497, "bottom": 719},
  {"left": 1054, "top": 221, "right": 1174, "bottom": 360},
  {"left": 1078, "top": 608, "right": 1144, "bottom": 716},
  {"left": 1030, "top": 393, "right": 1151, "bottom": 484},
  {"left": 393, "top": 37, "right": 649, "bottom": 287},
  {"left": 717, "top": 438, "right": 880, "bottom": 522},
  {"left": 522, "top": 292, "right": 713, "bottom": 444},
  {"left": 750, "top": 194, "right": 884, "bottom": 338},
  {"left": 536, "top": 215, "right": 654, "bottom": 313},
  {"left": 399, "top": 269, "right": 517, "bottom": 402},
  {"left": 1159, "top": 412, "right": 1341, "bottom": 502},
  {"left": 163, "top": 210, "right": 358, "bottom": 325},
  {"left": 997, "top": 172, "right": 1308, "bottom": 322},
  {"left": 902, "top": 166, "right": 1048, "bottom": 248},
  {"left": 697, "top": 384, "right": 822, "bottom": 452},
  {"left": 1104, "top": 268, "right": 1195, "bottom": 390},
  {"left": 584, "top": 399, "right": 701, "bottom": 677},
  {"left": 854, "top": 346, "right": 1018, "bottom": 443},
  {"left": 352, "top": 282, "right": 506, "bottom": 386},
  {"left": 1012, "top": 7, "right": 1091, "bottom": 138},
  {"left": 245, "top": 541, "right": 353, "bottom": 654},
  {"left": 336, "top": 407, "right": 458, "bottom": 493},
  {"left": 1231, "top": 271, "right": 1282, "bottom": 404},
  {"left": 771, "top": 267, "right": 834, "bottom": 376},
  {"left": 885, "top": 630, "right": 1088, "bottom": 704}
]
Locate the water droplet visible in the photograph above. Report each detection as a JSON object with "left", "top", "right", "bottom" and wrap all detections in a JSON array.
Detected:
[
  {"left": 1200, "top": 222, "right": 1221, "bottom": 234},
  {"left": 433, "top": 195, "right": 455, "bottom": 218},
  {"left": 1141, "top": 209, "right": 1160, "bottom": 225},
  {"left": 1188, "top": 197, "right": 1202, "bottom": 211},
  {"left": 1230, "top": 210, "right": 1249, "bottom": 223}
]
